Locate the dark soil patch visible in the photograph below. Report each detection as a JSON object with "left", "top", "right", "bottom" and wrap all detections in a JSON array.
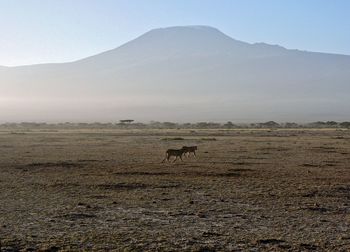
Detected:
[
  {"left": 49, "top": 183, "right": 81, "bottom": 188},
  {"left": 42, "top": 246, "right": 60, "bottom": 252},
  {"left": 153, "top": 183, "right": 181, "bottom": 189},
  {"left": 181, "top": 171, "right": 241, "bottom": 177},
  {"left": 228, "top": 168, "right": 254, "bottom": 172},
  {"left": 333, "top": 136, "right": 345, "bottom": 139},
  {"left": 58, "top": 213, "right": 97, "bottom": 221},
  {"left": 299, "top": 243, "right": 319, "bottom": 250},
  {"left": 0, "top": 239, "right": 24, "bottom": 252},
  {"left": 26, "top": 161, "right": 84, "bottom": 168},
  {"left": 114, "top": 171, "right": 171, "bottom": 176},
  {"left": 302, "top": 185, "right": 350, "bottom": 199},
  {"left": 333, "top": 185, "right": 350, "bottom": 198},
  {"left": 257, "top": 238, "right": 286, "bottom": 245},
  {"left": 161, "top": 137, "right": 185, "bottom": 141},
  {"left": 98, "top": 183, "right": 149, "bottom": 190},
  {"left": 196, "top": 246, "right": 217, "bottom": 252},
  {"left": 88, "top": 195, "right": 109, "bottom": 199},
  {"left": 258, "top": 147, "right": 289, "bottom": 152},
  {"left": 311, "top": 146, "right": 339, "bottom": 153},
  {"left": 302, "top": 191, "right": 318, "bottom": 197},
  {"left": 231, "top": 161, "right": 264, "bottom": 166},
  {"left": 210, "top": 172, "right": 241, "bottom": 177},
  {"left": 302, "top": 163, "right": 319, "bottom": 167},
  {"left": 302, "top": 206, "right": 329, "bottom": 213}
]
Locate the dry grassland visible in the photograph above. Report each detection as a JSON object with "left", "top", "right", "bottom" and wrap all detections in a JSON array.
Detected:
[{"left": 0, "top": 128, "right": 350, "bottom": 251}]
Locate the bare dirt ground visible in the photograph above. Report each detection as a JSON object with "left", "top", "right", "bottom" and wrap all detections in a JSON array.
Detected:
[{"left": 0, "top": 128, "right": 350, "bottom": 251}]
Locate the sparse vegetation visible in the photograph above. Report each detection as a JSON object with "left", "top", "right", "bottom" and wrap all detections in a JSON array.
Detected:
[
  {"left": 0, "top": 128, "right": 350, "bottom": 250},
  {"left": 340, "top": 121, "right": 350, "bottom": 129},
  {"left": 2, "top": 121, "right": 350, "bottom": 130},
  {"left": 119, "top": 119, "right": 134, "bottom": 124},
  {"left": 200, "top": 137, "right": 217, "bottom": 141},
  {"left": 161, "top": 137, "right": 185, "bottom": 141}
]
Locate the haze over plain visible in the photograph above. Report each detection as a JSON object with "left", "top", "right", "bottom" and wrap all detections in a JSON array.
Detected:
[{"left": 1, "top": 1, "right": 349, "bottom": 123}]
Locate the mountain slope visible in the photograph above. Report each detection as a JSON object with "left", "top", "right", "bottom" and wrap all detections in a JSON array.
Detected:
[{"left": 1, "top": 25, "right": 350, "bottom": 122}]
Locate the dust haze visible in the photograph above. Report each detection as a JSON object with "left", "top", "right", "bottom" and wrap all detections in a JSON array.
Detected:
[{"left": 1, "top": 26, "right": 350, "bottom": 123}]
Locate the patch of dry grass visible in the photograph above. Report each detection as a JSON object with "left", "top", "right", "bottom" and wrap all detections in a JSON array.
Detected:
[{"left": 0, "top": 128, "right": 350, "bottom": 251}]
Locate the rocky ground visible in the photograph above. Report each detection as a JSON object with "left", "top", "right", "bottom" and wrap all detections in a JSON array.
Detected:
[{"left": 0, "top": 128, "right": 350, "bottom": 251}]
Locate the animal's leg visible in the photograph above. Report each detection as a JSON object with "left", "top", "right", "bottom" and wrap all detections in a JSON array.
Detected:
[
  {"left": 193, "top": 151, "right": 196, "bottom": 157},
  {"left": 161, "top": 153, "right": 168, "bottom": 163},
  {"left": 173, "top": 156, "right": 178, "bottom": 162},
  {"left": 180, "top": 155, "right": 183, "bottom": 161}
]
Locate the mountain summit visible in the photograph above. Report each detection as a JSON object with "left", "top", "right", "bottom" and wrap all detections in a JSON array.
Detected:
[
  {"left": 78, "top": 25, "right": 288, "bottom": 66},
  {"left": 1, "top": 26, "right": 350, "bottom": 122}
]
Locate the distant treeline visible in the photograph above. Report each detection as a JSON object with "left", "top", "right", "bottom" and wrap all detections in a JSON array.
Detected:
[{"left": 1, "top": 120, "right": 350, "bottom": 129}]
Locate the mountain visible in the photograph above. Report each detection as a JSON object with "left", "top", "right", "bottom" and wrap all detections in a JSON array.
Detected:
[{"left": 1, "top": 25, "right": 350, "bottom": 122}]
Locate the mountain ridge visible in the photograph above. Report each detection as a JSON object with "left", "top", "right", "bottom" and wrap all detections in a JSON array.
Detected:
[
  {"left": 2, "top": 25, "right": 349, "bottom": 68},
  {"left": 1, "top": 25, "right": 350, "bottom": 122}
]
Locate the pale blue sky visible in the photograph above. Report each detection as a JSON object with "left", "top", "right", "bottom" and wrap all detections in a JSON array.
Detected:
[{"left": 1, "top": 0, "right": 349, "bottom": 66}]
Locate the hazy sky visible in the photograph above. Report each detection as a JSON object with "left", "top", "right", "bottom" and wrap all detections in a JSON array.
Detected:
[{"left": 1, "top": 0, "right": 349, "bottom": 66}]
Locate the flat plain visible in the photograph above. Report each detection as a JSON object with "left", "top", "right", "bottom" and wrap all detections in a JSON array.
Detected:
[{"left": 0, "top": 128, "right": 350, "bottom": 251}]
